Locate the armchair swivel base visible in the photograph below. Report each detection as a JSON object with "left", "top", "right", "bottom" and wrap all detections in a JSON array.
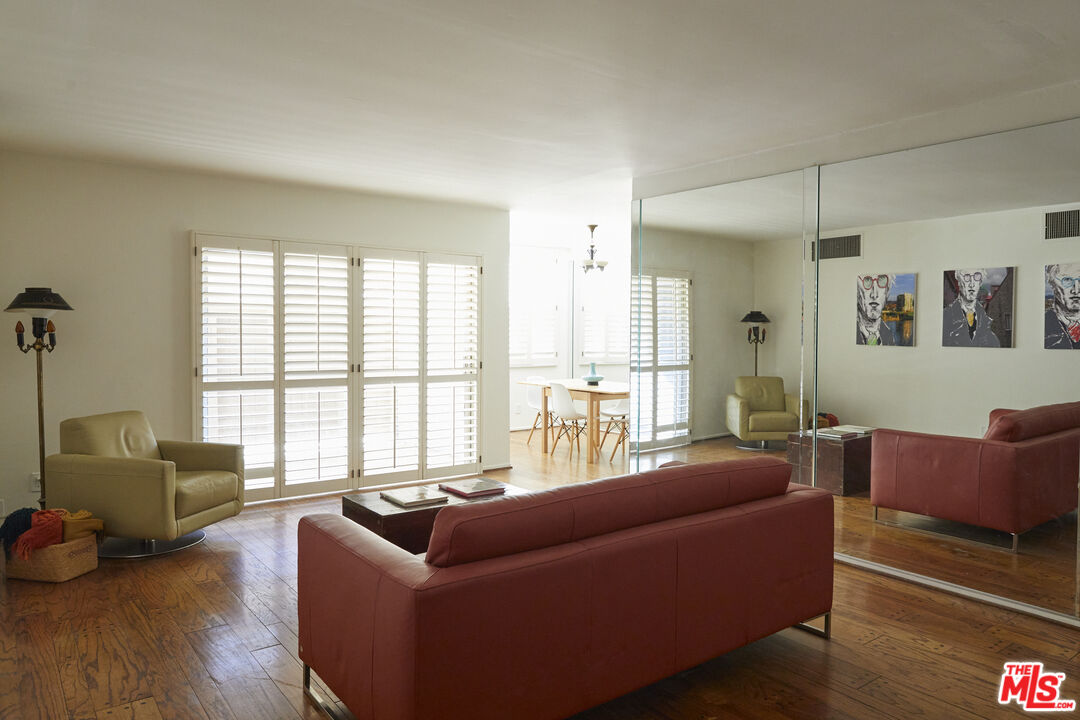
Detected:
[{"left": 98, "top": 530, "right": 207, "bottom": 559}]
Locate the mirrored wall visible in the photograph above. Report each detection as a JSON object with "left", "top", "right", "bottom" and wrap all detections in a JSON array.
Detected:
[{"left": 634, "top": 117, "right": 1080, "bottom": 620}]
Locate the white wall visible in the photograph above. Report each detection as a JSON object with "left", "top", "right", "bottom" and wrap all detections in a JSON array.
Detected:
[
  {"left": 756, "top": 204, "right": 1080, "bottom": 437},
  {"left": 0, "top": 150, "right": 510, "bottom": 511},
  {"left": 640, "top": 226, "right": 756, "bottom": 440}
]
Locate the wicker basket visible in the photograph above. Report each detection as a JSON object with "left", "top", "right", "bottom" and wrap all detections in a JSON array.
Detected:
[{"left": 6, "top": 535, "right": 98, "bottom": 582}]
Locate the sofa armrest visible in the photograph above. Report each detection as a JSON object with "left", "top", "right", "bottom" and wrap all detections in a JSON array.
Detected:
[
  {"left": 784, "top": 393, "right": 811, "bottom": 429},
  {"left": 726, "top": 394, "right": 749, "bottom": 439},
  {"left": 298, "top": 514, "right": 437, "bottom": 718},
  {"left": 44, "top": 453, "right": 177, "bottom": 538}
]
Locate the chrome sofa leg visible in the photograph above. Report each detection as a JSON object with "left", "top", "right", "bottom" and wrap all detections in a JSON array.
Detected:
[
  {"left": 1011, "top": 533, "right": 1019, "bottom": 553},
  {"left": 303, "top": 664, "right": 348, "bottom": 720},
  {"left": 872, "top": 505, "right": 878, "bottom": 522},
  {"left": 794, "top": 612, "right": 831, "bottom": 639}
]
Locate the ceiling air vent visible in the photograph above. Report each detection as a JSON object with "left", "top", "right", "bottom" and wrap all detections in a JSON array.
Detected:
[
  {"left": 812, "top": 234, "right": 861, "bottom": 261},
  {"left": 1045, "top": 209, "right": 1080, "bottom": 239}
]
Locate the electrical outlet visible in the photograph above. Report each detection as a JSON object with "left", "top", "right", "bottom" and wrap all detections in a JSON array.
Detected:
[{"left": 29, "top": 472, "right": 41, "bottom": 493}]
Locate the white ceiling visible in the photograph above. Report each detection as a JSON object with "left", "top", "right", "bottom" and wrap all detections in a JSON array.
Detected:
[{"left": 4, "top": 1, "right": 1080, "bottom": 209}]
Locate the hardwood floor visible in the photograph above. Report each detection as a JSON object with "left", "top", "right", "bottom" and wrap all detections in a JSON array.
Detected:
[{"left": 1, "top": 433, "right": 1078, "bottom": 719}]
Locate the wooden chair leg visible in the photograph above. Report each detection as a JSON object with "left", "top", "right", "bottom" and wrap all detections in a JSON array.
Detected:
[
  {"left": 551, "top": 421, "right": 565, "bottom": 454},
  {"left": 600, "top": 418, "right": 615, "bottom": 449},
  {"left": 527, "top": 411, "right": 542, "bottom": 445}
]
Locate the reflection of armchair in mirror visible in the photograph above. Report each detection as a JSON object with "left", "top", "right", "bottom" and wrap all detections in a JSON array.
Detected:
[{"left": 726, "top": 376, "right": 809, "bottom": 450}]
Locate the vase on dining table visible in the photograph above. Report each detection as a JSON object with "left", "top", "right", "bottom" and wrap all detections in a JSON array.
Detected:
[{"left": 582, "top": 362, "right": 604, "bottom": 386}]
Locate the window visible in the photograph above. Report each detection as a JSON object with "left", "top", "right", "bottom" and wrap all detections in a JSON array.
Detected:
[
  {"left": 508, "top": 246, "right": 562, "bottom": 367},
  {"left": 194, "top": 234, "right": 482, "bottom": 501},
  {"left": 578, "top": 268, "right": 630, "bottom": 365},
  {"left": 631, "top": 271, "right": 691, "bottom": 450}
]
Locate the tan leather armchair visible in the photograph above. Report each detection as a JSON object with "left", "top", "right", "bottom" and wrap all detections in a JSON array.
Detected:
[
  {"left": 726, "top": 376, "right": 809, "bottom": 449},
  {"left": 45, "top": 410, "right": 243, "bottom": 556}
]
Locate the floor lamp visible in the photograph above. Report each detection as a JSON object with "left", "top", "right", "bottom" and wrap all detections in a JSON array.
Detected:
[
  {"left": 740, "top": 310, "right": 770, "bottom": 376},
  {"left": 6, "top": 287, "right": 74, "bottom": 509}
]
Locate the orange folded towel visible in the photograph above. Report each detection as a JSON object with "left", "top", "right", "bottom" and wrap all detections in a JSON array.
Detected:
[
  {"left": 62, "top": 510, "right": 104, "bottom": 542},
  {"left": 13, "top": 509, "right": 64, "bottom": 560}
]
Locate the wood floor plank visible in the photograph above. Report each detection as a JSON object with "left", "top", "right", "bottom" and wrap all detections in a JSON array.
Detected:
[
  {"left": 13, "top": 612, "right": 68, "bottom": 720},
  {"left": 217, "top": 676, "right": 300, "bottom": 720},
  {"left": 0, "top": 620, "right": 21, "bottom": 720},
  {"left": 53, "top": 624, "right": 100, "bottom": 720},
  {"left": 75, "top": 622, "right": 154, "bottom": 711},
  {"left": 196, "top": 579, "right": 279, "bottom": 652},
  {"left": 186, "top": 624, "right": 269, "bottom": 684},
  {"left": 143, "top": 609, "right": 237, "bottom": 720},
  {"left": 251, "top": 644, "right": 329, "bottom": 719}
]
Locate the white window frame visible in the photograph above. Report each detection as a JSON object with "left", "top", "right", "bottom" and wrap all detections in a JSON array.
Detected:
[
  {"left": 631, "top": 268, "right": 693, "bottom": 452},
  {"left": 192, "top": 232, "right": 483, "bottom": 501}
]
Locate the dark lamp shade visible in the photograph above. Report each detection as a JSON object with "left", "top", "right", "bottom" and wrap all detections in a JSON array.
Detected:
[
  {"left": 740, "top": 310, "right": 770, "bottom": 325},
  {"left": 5, "top": 287, "right": 74, "bottom": 318}
]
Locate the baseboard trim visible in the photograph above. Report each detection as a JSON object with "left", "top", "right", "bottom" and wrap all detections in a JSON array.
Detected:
[
  {"left": 482, "top": 463, "right": 512, "bottom": 472},
  {"left": 690, "top": 432, "right": 731, "bottom": 442},
  {"left": 835, "top": 553, "right": 1080, "bottom": 629}
]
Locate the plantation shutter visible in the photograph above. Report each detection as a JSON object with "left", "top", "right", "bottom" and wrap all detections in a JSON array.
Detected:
[
  {"left": 654, "top": 275, "right": 691, "bottom": 443},
  {"left": 281, "top": 243, "right": 350, "bottom": 495},
  {"left": 359, "top": 250, "right": 422, "bottom": 482},
  {"left": 196, "top": 236, "right": 276, "bottom": 496},
  {"left": 579, "top": 268, "right": 630, "bottom": 365},
  {"left": 631, "top": 272, "right": 691, "bottom": 450},
  {"left": 424, "top": 255, "right": 481, "bottom": 477},
  {"left": 509, "top": 247, "right": 560, "bottom": 366}
]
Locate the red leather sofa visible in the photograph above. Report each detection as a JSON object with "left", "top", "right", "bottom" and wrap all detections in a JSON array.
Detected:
[
  {"left": 871, "top": 401, "right": 1080, "bottom": 542},
  {"left": 297, "top": 457, "right": 833, "bottom": 720}
]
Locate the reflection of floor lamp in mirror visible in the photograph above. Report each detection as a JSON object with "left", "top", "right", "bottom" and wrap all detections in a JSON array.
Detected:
[
  {"left": 740, "top": 310, "right": 770, "bottom": 376},
  {"left": 6, "top": 287, "right": 74, "bottom": 509}
]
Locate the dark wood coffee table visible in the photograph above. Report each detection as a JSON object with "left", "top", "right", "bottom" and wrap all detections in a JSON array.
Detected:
[
  {"left": 341, "top": 482, "right": 530, "bottom": 553},
  {"left": 786, "top": 431, "right": 873, "bottom": 496}
]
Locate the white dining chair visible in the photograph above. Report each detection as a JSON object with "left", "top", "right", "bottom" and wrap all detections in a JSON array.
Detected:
[
  {"left": 525, "top": 376, "right": 556, "bottom": 446},
  {"left": 549, "top": 382, "right": 588, "bottom": 458},
  {"left": 600, "top": 398, "right": 630, "bottom": 461}
]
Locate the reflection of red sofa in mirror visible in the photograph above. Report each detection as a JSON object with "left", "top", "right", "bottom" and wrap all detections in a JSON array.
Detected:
[{"left": 871, "top": 402, "right": 1080, "bottom": 543}]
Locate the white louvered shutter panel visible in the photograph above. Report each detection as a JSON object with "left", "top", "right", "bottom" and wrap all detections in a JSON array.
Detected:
[
  {"left": 631, "top": 273, "right": 691, "bottom": 449},
  {"left": 282, "top": 245, "right": 350, "bottom": 493},
  {"left": 655, "top": 276, "right": 691, "bottom": 442},
  {"left": 425, "top": 257, "right": 480, "bottom": 476},
  {"left": 579, "top": 266, "right": 629, "bottom": 365},
  {"left": 197, "top": 239, "right": 276, "bottom": 491},
  {"left": 360, "top": 252, "right": 421, "bottom": 480},
  {"left": 509, "top": 247, "right": 559, "bottom": 367}
]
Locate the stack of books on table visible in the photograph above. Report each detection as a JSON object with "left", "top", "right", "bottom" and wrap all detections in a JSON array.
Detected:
[
  {"left": 379, "top": 486, "right": 449, "bottom": 508},
  {"left": 816, "top": 425, "right": 875, "bottom": 440}
]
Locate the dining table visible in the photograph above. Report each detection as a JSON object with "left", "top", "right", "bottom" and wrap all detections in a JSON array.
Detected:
[{"left": 518, "top": 378, "right": 630, "bottom": 463}]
